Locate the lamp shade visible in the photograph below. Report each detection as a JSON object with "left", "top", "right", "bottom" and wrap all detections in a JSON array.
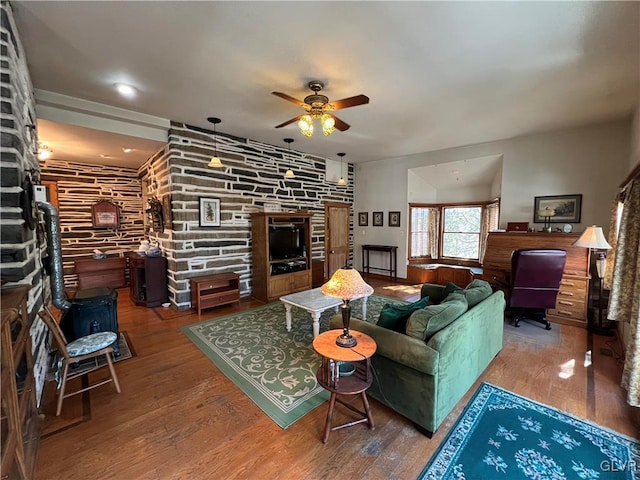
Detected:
[
  {"left": 321, "top": 267, "right": 373, "bottom": 301},
  {"left": 208, "top": 156, "right": 224, "bottom": 168},
  {"left": 538, "top": 207, "right": 556, "bottom": 217},
  {"left": 573, "top": 225, "right": 612, "bottom": 250}
]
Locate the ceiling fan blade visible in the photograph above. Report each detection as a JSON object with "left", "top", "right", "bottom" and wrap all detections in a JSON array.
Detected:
[
  {"left": 272, "top": 92, "right": 307, "bottom": 108},
  {"left": 328, "top": 94, "right": 370, "bottom": 111},
  {"left": 275, "top": 115, "right": 302, "bottom": 129},
  {"left": 332, "top": 116, "right": 351, "bottom": 132}
]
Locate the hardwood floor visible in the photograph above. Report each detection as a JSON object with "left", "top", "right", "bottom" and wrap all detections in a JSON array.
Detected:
[{"left": 35, "top": 278, "right": 638, "bottom": 480}]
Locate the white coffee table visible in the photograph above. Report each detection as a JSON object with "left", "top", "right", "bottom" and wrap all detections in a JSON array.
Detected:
[{"left": 280, "top": 287, "right": 369, "bottom": 338}]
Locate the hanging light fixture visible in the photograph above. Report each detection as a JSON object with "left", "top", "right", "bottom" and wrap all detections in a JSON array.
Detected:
[
  {"left": 207, "top": 117, "right": 224, "bottom": 168},
  {"left": 337, "top": 152, "right": 347, "bottom": 186},
  {"left": 283, "top": 138, "right": 295, "bottom": 178}
]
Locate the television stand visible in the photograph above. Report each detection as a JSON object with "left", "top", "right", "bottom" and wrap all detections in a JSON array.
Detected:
[{"left": 251, "top": 212, "right": 313, "bottom": 302}]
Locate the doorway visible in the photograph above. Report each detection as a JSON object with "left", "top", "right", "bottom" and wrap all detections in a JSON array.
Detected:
[{"left": 324, "top": 202, "right": 350, "bottom": 279}]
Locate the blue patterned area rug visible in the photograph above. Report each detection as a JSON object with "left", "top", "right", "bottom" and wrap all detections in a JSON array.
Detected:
[
  {"left": 419, "top": 383, "right": 639, "bottom": 480},
  {"left": 181, "top": 294, "right": 403, "bottom": 429}
]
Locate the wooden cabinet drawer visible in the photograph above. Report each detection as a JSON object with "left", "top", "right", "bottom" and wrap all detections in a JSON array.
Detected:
[
  {"left": 201, "top": 290, "right": 239, "bottom": 309},
  {"left": 557, "top": 287, "right": 586, "bottom": 302}
]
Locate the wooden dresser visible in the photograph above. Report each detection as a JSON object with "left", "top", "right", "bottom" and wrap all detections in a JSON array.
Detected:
[
  {"left": 75, "top": 256, "right": 127, "bottom": 290},
  {"left": 483, "top": 232, "right": 590, "bottom": 328}
]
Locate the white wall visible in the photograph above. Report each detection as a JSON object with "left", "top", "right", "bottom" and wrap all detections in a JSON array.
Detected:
[
  {"left": 354, "top": 119, "right": 632, "bottom": 277},
  {"left": 436, "top": 184, "right": 491, "bottom": 203}
]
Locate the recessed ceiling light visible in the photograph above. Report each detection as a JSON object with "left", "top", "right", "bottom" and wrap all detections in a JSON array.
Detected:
[
  {"left": 100, "top": 154, "right": 111, "bottom": 158},
  {"left": 114, "top": 83, "right": 137, "bottom": 98},
  {"left": 122, "top": 148, "right": 133, "bottom": 153}
]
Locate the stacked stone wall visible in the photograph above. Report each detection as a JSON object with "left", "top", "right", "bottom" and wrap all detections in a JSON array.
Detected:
[
  {"left": 39, "top": 159, "right": 147, "bottom": 288},
  {"left": 141, "top": 122, "right": 355, "bottom": 308},
  {"left": 0, "top": 0, "right": 49, "bottom": 403}
]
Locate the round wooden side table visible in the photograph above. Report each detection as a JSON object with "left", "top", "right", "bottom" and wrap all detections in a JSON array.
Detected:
[{"left": 312, "top": 329, "right": 377, "bottom": 443}]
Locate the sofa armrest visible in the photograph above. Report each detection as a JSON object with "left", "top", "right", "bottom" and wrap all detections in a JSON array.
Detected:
[
  {"left": 329, "top": 315, "right": 439, "bottom": 375},
  {"left": 420, "top": 283, "right": 446, "bottom": 303}
]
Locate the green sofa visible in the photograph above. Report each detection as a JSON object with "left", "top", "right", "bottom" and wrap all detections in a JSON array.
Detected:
[{"left": 329, "top": 281, "right": 505, "bottom": 436}]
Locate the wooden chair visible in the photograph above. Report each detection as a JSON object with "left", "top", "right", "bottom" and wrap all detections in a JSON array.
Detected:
[{"left": 38, "top": 308, "right": 121, "bottom": 416}]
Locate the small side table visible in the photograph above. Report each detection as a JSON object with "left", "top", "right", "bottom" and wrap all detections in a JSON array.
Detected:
[{"left": 312, "top": 330, "right": 377, "bottom": 443}]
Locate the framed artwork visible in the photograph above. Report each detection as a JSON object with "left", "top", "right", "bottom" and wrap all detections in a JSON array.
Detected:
[
  {"left": 91, "top": 200, "right": 119, "bottom": 228},
  {"left": 162, "top": 194, "right": 173, "bottom": 230},
  {"left": 199, "top": 197, "right": 221, "bottom": 227},
  {"left": 533, "top": 194, "right": 582, "bottom": 223},
  {"left": 389, "top": 211, "right": 401, "bottom": 227},
  {"left": 373, "top": 211, "right": 383, "bottom": 227},
  {"left": 358, "top": 212, "right": 368, "bottom": 226}
]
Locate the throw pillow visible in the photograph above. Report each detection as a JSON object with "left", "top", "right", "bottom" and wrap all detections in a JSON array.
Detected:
[
  {"left": 442, "top": 281, "right": 464, "bottom": 299},
  {"left": 463, "top": 279, "right": 493, "bottom": 308},
  {"left": 406, "top": 292, "right": 468, "bottom": 341},
  {"left": 377, "top": 296, "right": 431, "bottom": 332}
]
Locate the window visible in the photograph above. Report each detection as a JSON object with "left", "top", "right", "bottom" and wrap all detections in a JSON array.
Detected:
[
  {"left": 408, "top": 201, "right": 500, "bottom": 264},
  {"left": 410, "top": 207, "right": 430, "bottom": 258},
  {"left": 441, "top": 206, "right": 482, "bottom": 259}
]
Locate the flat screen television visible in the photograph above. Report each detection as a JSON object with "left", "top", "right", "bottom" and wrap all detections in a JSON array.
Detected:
[{"left": 269, "top": 226, "right": 305, "bottom": 260}]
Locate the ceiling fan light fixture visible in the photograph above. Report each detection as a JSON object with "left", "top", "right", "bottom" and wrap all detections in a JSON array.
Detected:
[
  {"left": 321, "top": 114, "right": 336, "bottom": 136},
  {"left": 298, "top": 115, "right": 313, "bottom": 137}
]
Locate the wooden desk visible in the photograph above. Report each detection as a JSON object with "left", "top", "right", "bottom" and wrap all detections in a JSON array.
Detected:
[
  {"left": 313, "top": 330, "right": 377, "bottom": 443},
  {"left": 361, "top": 245, "right": 397, "bottom": 281},
  {"left": 483, "top": 232, "right": 589, "bottom": 328}
]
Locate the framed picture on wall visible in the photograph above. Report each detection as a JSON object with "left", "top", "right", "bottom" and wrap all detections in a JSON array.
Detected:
[
  {"left": 358, "top": 212, "right": 368, "bottom": 226},
  {"left": 389, "top": 211, "right": 401, "bottom": 227},
  {"left": 533, "top": 194, "right": 582, "bottom": 223},
  {"left": 199, "top": 197, "right": 220, "bottom": 227},
  {"left": 373, "top": 211, "right": 383, "bottom": 227},
  {"left": 91, "top": 200, "right": 119, "bottom": 228}
]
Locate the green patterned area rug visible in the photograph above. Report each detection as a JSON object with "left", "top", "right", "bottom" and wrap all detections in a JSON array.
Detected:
[
  {"left": 419, "top": 383, "right": 639, "bottom": 480},
  {"left": 181, "top": 293, "right": 405, "bottom": 428}
]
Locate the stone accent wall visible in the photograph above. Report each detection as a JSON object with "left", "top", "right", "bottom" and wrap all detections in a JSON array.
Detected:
[
  {"left": 140, "top": 122, "right": 354, "bottom": 309},
  {"left": 40, "top": 159, "right": 146, "bottom": 288},
  {"left": 0, "top": 0, "right": 48, "bottom": 403}
]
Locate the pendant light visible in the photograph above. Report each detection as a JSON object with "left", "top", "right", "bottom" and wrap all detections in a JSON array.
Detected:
[
  {"left": 207, "top": 117, "right": 224, "bottom": 168},
  {"left": 337, "top": 152, "right": 347, "bottom": 186},
  {"left": 283, "top": 138, "right": 295, "bottom": 178}
]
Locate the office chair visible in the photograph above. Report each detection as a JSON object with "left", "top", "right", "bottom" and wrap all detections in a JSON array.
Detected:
[{"left": 509, "top": 249, "right": 567, "bottom": 330}]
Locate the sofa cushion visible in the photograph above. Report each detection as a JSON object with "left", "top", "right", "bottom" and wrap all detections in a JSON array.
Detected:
[
  {"left": 463, "top": 279, "right": 493, "bottom": 308},
  {"left": 406, "top": 292, "right": 468, "bottom": 341},
  {"left": 377, "top": 296, "right": 431, "bottom": 332}
]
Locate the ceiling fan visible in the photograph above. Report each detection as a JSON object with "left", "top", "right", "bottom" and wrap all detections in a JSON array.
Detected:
[{"left": 272, "top": 81, "right": 369, "bottom": 137}]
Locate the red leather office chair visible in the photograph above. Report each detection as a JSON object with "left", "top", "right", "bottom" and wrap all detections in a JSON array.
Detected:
[{"left": 509, "top": 249, "right": 567, "bottom": 330}]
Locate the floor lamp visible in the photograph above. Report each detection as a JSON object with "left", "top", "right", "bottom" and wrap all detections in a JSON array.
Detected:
[{"left": 573, "top": 225, "right": 613, "bottom": 336}]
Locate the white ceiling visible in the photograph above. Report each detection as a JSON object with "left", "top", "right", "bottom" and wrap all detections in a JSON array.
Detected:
[
  {"left": 13, "top": 1, "right": 640, "bottom": 169},
  {"left": 411, "top": 155, "right": 503, "bottom": 191}
]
